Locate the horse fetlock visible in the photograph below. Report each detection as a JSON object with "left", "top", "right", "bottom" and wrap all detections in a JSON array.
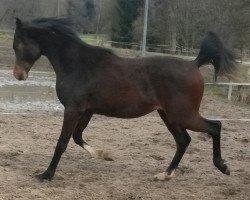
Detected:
[
  {"left": 153, "top": 170, "right": 175, "bottom": 181},
  {"left": 35, "top": 170, "right": 54, "bottom": 181}
]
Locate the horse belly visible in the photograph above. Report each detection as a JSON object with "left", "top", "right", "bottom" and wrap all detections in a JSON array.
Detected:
[
  {"left": 92, "top": 98, "right": 161, "bottom": 119},
  {"left": 87, "top": 75, "right": 160, "bottom": 118}
]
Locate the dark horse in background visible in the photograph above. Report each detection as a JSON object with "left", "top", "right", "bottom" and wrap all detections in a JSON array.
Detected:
[{"left": 13, "top": 17, "right": 237, "bottom": 181}]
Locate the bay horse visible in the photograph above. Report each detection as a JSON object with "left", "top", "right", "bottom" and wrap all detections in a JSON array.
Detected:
[{"left": 13, "top": 17, "right": 237, "bottom": 181}]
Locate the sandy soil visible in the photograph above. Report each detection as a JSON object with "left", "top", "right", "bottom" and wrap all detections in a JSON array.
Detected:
[{"left": 0, "top": 96, "right": 249, "bottom": 200}]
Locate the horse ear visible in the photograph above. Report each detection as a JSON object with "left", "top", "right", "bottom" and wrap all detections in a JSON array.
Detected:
[{"left": 16, "top": 18, "right": 23, "bottom": 29}]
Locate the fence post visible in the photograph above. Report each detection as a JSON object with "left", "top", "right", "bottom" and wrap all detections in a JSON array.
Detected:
[
  {"left": 57, "top": 0, "right": 60, "bottom": 16},
  {"left": 142, "top": 0, "right": 149, "bottom": 57},
  {"left": 228, "top": 81, "right": 233, "bottom": 100}
]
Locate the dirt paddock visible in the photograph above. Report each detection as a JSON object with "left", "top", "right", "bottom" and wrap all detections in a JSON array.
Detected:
[{"left": 0, "top": 96, "right": 249, "bottom": 200}]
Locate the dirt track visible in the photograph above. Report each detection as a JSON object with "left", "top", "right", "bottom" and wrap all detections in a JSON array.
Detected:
[{"left": 0, "top": 96, "right": 249, "bottom": 200}]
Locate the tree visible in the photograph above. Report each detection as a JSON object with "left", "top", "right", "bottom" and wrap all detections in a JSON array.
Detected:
[
  {"left": 111, "top": 0, "right": 143, "bottom": 42},
  {"left": 133, "top": 0, "right": 250, "bottom": 56},
  {"left": 93, "top": 0, "right": 115, "bottom": 36},
  {"left": 66, "top": 0, "right": 95, "bottom": 33}
]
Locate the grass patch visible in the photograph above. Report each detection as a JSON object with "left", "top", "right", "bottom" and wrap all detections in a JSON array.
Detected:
[
  {"left": 204, "top": 86, "right": 226, "bottom": 96},
  {"left": 79, "top": 34, "right": 108, "bottom": 45},
  {"left": 0, "top": 32, "right": 13, "bottom": 47}
]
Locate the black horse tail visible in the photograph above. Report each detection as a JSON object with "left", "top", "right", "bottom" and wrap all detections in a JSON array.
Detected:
[{"left": 195, "top": 31, "right": 238, "bottom": 81}]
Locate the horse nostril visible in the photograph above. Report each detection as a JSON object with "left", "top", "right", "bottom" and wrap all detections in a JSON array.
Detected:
[{"left": 14, "top": 74, "right": 22, "bottom": 80}]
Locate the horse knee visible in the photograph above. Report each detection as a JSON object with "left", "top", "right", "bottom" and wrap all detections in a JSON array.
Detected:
[
  {"left": 173, "top": 129, "right": 191, "bottom": 151},
  {"left": 206, "top": 120, "right": 222, "bottom": 138},
  {"left": 56, "top": 141, "right": 68, "bottom": 153},
  {"left": 179, "top": 133, "right": 191, "bottom": 150}
]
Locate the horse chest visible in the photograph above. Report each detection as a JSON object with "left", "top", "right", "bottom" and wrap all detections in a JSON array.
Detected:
[{"left": 56, "top": 80, "right": 88, "bottom": 106}]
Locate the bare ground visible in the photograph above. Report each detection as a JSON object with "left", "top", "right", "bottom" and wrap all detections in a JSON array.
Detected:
[{"left": 0, "top": 96, "right": 249, "bottom": 200}]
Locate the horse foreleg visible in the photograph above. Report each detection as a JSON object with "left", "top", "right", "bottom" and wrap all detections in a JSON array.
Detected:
[
  {"left": 72, "top": 111, "right": 113, "bottom": 161},
  {"left": 36, "top": 109, "right": 81, "bottom": 181},
  {"left": 154, "top": 110, "right": 191, "bottom": 181}
]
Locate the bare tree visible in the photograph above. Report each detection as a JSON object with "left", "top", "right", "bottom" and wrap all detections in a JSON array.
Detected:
[
  {"left": 0, "top": 0, "right": 249, "bottom": 55},
  {"left": 93, "top": 0, "right": 115, "bottom": 36},
  {"left": 66, "top": 0, "right": 95, "bottom": 33}
]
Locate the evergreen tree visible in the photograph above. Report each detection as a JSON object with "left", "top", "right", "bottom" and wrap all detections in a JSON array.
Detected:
[
  {"left": 67, "top": 0, "right": 95, "bottom": 33},
  {"left": 111, "top": 0, "right": 143, "bottom": 43}
]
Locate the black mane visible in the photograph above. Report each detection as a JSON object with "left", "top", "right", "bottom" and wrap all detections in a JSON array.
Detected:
[
  {"left": 26, "top": 17, "right": 115, "bottom": 57},
  {"left": 29, "top": 17, "right": 83, "bottom": 43}
]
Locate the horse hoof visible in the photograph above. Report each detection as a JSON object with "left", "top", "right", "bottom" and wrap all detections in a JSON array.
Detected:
[
  {"left": 35, "top": 171, "right": 53, "bottom": 181},
  {"left": 96, "top": 149, "right": 114, "bottom": 161},
  {"left": 225, "top": 167, "right": 230, "bottom": 175},
  {"left": 222, "top": 165, "right": 230, "bottom": 175},
  {"left": 153, "top": 171, "right": 175, "bottom": 181},
  {"left": 215, "top": 159, "right": 230, "bottom": 175}
]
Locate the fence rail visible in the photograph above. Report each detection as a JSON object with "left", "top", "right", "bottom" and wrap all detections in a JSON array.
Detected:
[
  {"left": 205, "top": 82, "right": 250, "bottom": 100},
  {"left": 0, "top": 32, "right": 250, "bottom": 102},
  {"left": 1, "top": 30, "right": 250, "bottom": 59}
]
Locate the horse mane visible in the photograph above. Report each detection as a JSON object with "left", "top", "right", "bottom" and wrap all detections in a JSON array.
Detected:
[
  {"left": 27, "top": 17, "right": 115, "bottom": 56},
  {"left": 28, "top": 17, "right": 81, "bottom": 42}
]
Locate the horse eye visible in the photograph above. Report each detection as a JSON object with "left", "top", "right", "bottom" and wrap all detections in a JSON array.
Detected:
[
  {"left": 14, "top": 44, "right": 21, "bottom": 51},
  {"left": 14, "top": 43, "right": 24, "bottom": 51}
]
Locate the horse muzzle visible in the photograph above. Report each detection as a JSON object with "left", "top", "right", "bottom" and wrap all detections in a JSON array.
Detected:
[{"left": 13, "top": 65, "right": 28, "bottom": 81}]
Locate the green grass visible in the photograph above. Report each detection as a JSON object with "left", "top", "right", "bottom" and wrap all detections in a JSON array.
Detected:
[
  {"left": 0, "top": 32, "right": 13, "bottom": 46},
  {"left": 0, "top": 32, "right": 13, "bottom": 38},
  {"left": 204, "top": 86, "right": 225, "bottom": 96},
  {"left": 79, "top": 34, "right": 108, "bottom": 45}
]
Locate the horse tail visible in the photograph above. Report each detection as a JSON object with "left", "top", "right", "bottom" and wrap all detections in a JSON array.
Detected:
[{"left": 195, "top": 31, "right": 238, "bottom": 81}]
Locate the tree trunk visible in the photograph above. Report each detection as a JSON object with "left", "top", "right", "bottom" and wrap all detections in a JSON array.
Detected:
[{"left": 168, "top": 4, "right": 177, "bottom": 54}]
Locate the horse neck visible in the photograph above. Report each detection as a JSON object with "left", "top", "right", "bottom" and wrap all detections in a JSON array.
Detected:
[{"left": 38, "top": 35, "right": 87, "bottom": 77}]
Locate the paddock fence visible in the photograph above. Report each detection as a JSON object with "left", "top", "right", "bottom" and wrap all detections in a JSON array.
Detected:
[{"left": 0, "top": 31, "right": 250, "bottom": 106}]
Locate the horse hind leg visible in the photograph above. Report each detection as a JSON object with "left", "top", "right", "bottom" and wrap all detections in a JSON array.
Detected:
[
  {"left": 154, "top": 110, "right": 191, "bottom": 181},
  {"left": 187, "top": 115, "right": 230, "bottom": 175},
  {"left": 72, "top": 111, "right": 113, "bottom": 161}
]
